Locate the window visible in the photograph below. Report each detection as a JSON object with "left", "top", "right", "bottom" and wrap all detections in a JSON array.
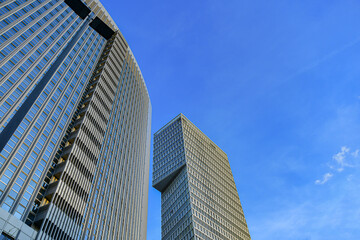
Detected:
[{"left": 0, "top": 232, "right": 14, "bottom": 240}]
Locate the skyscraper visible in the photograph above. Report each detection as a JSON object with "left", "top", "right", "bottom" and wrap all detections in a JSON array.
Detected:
[
  {"left": 0, "top": 0, "right": 151, "bottom": 239},
  {"left": 153, "top": 114, "right": 251, "bottom": 240}
]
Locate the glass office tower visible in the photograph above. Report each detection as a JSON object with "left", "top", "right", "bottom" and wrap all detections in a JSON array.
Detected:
[
  {"left": 0, "top": 0, "right": 151, "bottom": 239},
  {"left": 153, "top": 114, "right": 251, "bottom": 240}
]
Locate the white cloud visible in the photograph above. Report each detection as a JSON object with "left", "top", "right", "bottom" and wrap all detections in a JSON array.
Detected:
[
  {"left": 351, "top": 149, "right": 359, "bottom": 158},
  {"left": 347, "top": 174, "right": 354, "bottom": 182},
  {"left": 332, "top": 146, "right": 350, "bottom": 171},
  {"left": 315, "top": 173, "right": 333, "bottom": 185},
  {"left": 250, "top": 177, "right": 360, "bottom": 240},
  {"left": 332, "top": 146, "right": 359, "bottom": 171},
  {"left": 316, "top": 146, "right": 359, "bottom": 185}
]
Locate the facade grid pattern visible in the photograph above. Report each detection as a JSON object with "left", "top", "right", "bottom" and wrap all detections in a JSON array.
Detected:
[
  {"left": 0, "top": 0, "right": 151, "bottom": 239},
  {"left": 153, "top": 114, "right": 251, "bottom": 240}
]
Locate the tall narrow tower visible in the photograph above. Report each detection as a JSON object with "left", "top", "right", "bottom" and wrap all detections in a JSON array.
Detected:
[
  {"left": 0, "top": 0, "right": 151, "bottom": 239},
  {"left": 153, "top": 114, "right": 251, "bottom": 240}
]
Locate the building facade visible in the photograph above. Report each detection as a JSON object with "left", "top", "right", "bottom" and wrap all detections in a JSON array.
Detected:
[
  {"left": 0, "top": 0, "right": 151, "bottom": 239},
  {"left": 153, "top": 114, "right": 251, "bottom": 240}
]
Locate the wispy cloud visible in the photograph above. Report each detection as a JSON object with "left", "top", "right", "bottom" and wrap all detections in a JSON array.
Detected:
[
  {"left": 347, "top": 174, "right": 354, "bottom": 182},
  {"left": 332, "top": 146, "right": 350, "bottom": 171},
  {"left": 250, "top": 181, "right": 360, "bottom": 240},
  {"left": 315, "top": 146, "right": 359, "bottom": 184},
  {"left": 288, "top": 36, "right": 360, "bottom": 81},
  {"left": 351, "top": 149, "right": 359, "bottom": 158},
  {"left": 315, "top": 173, "right": 333, "bottom": 185}
]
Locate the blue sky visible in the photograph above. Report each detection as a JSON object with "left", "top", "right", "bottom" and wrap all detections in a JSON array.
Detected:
[{"left": 101, "top": 1, "right": 360, "bottom": 239}]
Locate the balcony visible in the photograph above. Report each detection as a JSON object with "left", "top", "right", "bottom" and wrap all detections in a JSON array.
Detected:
[
  {"left": 82, "top": 96, "right": 91, "bottom": 106},
  {"left": 86, "top": 87, "right": 95, "bottom": 96},
  {"left": 60, "top": 145, "right": 72, "bottom": 160},
  {"left": 73, "top": 117, "right": 84, "bottom": 129},
  {"left": 67, "top": 130, "right": 79, "bottom": 144},
  {"left": 53, "top": 162, "right": 66, "bottom": 178},
  {"left": 89, "top": 79, "right": 99, "bottom": 89},
  {"left": 43, "top": 180, "right": 59, "bottom": 201},
  {"left": 78, "top": 106, "right": 88, "bottom": 117},
  {"left": 33, "top": 203, "right": 50, "bottom": 226}
]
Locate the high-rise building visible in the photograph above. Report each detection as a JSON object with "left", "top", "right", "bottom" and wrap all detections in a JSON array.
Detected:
[
  {"left": 153, "top": 114, "right": 251, "bottom": 240},
  {"left": 0, "top": 0, "right": 151, "bottom": 239}
]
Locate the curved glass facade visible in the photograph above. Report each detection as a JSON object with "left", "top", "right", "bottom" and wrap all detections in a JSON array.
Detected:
[{"left": 0, "top": 1, "right": 151, "bottom": 239}]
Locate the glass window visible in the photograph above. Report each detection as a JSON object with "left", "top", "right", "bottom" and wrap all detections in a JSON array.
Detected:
[{"left": 0, "top": 232, "right": 15, "bottom": 240}]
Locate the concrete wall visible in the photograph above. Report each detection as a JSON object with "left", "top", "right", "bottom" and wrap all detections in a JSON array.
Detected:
[{"left": 0, "top": 208, "right": 37, "bottom": 240}]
